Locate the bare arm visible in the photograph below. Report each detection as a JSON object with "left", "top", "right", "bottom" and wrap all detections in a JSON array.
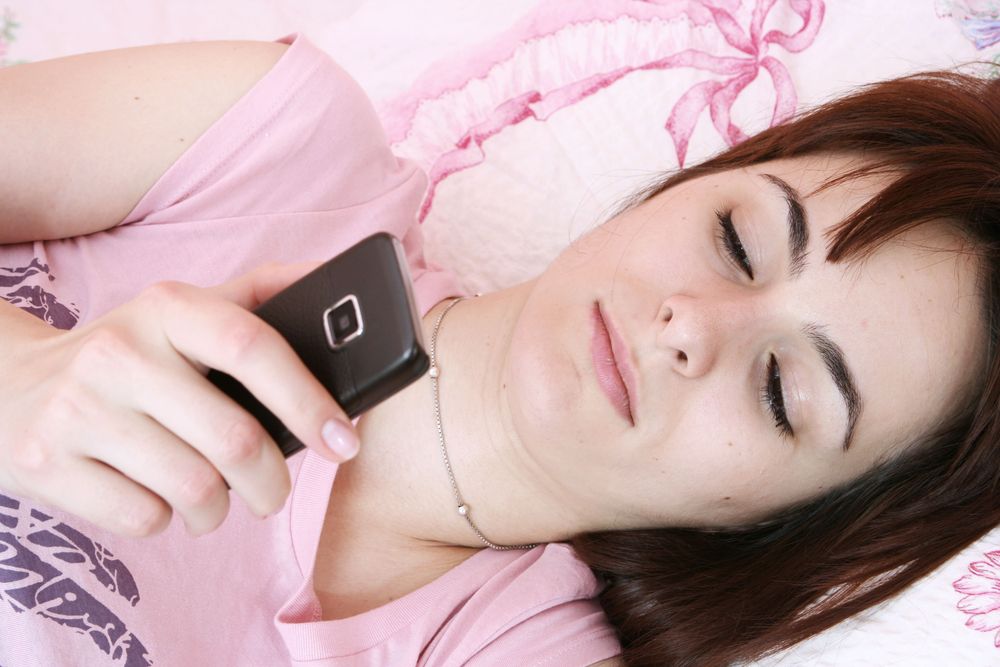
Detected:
[{"left": 0, "top": 39, "right": 288, "bottom": 244}]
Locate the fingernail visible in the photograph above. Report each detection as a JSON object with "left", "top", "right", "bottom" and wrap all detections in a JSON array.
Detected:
[{"left": 322, "top": 419, "right": 359, "bottom": 461}]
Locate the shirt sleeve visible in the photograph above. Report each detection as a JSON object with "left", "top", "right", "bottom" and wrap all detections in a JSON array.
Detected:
[
  {"left": 121, "top": 31, "right": 421, "bottom": 226},
  {"left": 443, "top": 545, "right": 622, "bottom": 667},
  {"left": 27, "top": 31, "right": 460, "bottom": 325},
  {"left": 467, "top": 596, "right": 622, "bottom": 666}
]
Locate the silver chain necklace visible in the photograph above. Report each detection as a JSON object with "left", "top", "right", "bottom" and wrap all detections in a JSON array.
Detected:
[{"left": 429, "top": 296, "right": 539, "bottom": 551}]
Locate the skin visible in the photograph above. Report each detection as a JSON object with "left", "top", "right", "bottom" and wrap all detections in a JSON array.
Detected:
[{"left": 313, "top": 154, "right": 986, "bottom": 613}]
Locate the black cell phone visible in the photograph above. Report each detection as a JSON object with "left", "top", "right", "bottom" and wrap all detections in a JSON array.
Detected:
[{"left": 206, "top": 232, "right": 429, "bottom": 459}]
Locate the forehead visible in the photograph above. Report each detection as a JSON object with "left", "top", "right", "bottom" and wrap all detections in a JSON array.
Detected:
[{"left": 752, "top": 155, "right": 986, "bottom": 459}]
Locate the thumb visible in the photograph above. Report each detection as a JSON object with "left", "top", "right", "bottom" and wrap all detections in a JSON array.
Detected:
[{"left": 210, "top": 260, "right": 324, "bottom": 310}]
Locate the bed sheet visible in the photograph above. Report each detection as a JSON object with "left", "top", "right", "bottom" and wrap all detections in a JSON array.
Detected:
[{"left": 3, "top": 1, "right": 1000, "bottom": 665}]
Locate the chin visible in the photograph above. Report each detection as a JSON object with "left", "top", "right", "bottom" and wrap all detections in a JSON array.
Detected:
[{"left": 505, "top": 312, "right": 591, "bottom": 446}]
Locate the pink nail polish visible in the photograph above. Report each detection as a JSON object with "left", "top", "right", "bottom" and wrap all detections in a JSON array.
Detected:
[{"left": 321, "top": 419, "right": 359, "bottom": 460}]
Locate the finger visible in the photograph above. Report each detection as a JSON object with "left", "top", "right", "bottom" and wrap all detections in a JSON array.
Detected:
[
  {"left": 133, "top": 357, "right": 291, "bottom": 518},
  {"left": 35, "top": 457, "right": 174, "bottom": 538},
  {"left": 209, "top": 260, "right": 324, "bottom": 311},
  {"left": 77, "top": 403, "right": 233, "bottom": 536},
  {"left": 156, "top": 283, "right": 358, "bottom": 463}
]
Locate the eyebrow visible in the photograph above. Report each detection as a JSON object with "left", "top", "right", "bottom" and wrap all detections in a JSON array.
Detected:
[
  {"left": 756, "top": 172, "right": 861, "bottom": 450},
  {"left": 802, "top": 324, "right": 863, "bottom": 451},
  {"left": 761, "top": 173, "right": 809, "bottom": 276}
]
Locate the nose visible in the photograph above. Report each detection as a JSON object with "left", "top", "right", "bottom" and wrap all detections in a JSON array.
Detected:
[{"left": 655, "top": 294, "right": 735, "bottom": 378}]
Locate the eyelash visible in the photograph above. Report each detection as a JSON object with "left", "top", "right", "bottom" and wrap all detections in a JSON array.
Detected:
[
  {"left": 715, "top": 210, "right": 793, "bottom": 439},
  {"left": 762, "top": 354, "right": 794, "bottom": 439},
  {"left": 715, "top": 209, "right": 754, "bottom": 280}
]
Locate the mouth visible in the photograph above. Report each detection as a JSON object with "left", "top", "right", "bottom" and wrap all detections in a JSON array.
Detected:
[{"left": 591, "top": 301, "right": 636, "bottom": 426}]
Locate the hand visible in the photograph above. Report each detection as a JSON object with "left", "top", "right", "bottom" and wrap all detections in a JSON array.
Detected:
[{"left": 0, "top": 261, "right": 359, "bottom": 538}]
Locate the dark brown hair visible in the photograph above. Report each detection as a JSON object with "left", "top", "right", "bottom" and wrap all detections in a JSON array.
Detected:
[{"left": 571, "top": 69, "right": 1000, "bottom": 666}]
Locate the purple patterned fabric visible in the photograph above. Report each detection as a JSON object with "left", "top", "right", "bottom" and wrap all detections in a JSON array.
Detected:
[
  {"left": 0, "top": 260, "right": 80, "bottom": 330},
  {"left": 0, "top": 495, "right": 151, "bottom": 665}
]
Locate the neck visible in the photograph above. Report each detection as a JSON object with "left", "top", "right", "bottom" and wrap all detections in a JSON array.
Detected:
[{"left": 321, "top": 279, "right": 588, "bottom": 561}]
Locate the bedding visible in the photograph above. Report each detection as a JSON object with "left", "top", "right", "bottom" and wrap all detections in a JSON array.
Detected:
[{"left": 3, "top": 1, "right": 1000, "bottom": 664}]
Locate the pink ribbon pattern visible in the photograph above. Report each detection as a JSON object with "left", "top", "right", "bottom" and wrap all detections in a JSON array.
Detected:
[{"left": 382, "top": 0, "right": 825, "bottom": 222}]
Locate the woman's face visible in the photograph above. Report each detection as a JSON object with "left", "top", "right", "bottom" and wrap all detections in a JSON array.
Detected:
[{"left": 505, "top": 154, "right": 986, "bottom": 529}]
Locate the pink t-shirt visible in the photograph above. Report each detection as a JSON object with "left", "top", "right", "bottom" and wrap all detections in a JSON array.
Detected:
[{"left": 0, "top": 32, "right": 621, "bottom": 666}]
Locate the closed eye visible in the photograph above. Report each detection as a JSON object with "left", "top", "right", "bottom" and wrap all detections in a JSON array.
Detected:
[
  {"left": 762, "top": 353, "right": 794, "bottom": 439},
  {"left": 715, "top": 209, "right": 754, "bottom": 280}
]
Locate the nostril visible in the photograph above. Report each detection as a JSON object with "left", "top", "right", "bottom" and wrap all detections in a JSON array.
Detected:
[
  {"left": 677, "top": 350, "right": 688, "bottom": 364},
  {"left": 663, "top": 306, "right": 673, "bottom": 324}
]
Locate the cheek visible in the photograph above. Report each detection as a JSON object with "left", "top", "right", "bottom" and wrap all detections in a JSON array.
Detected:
[
  {"left": 649, "top": 400, "right": 796, "bottom": 524},
  {"left": 576, "top": 203, "right": 688, "bottom": 277}
]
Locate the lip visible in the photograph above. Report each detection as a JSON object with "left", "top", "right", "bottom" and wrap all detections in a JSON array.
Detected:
[{"left": 591, "top": 301, "right": 637, "bottom": 426}]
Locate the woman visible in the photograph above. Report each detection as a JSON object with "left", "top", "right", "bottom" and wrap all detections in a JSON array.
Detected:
[{"left": 0, "top": 32, "right": 997, "bottom": 666}]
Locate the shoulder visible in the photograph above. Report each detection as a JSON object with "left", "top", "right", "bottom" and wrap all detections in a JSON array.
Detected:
[{"left": 453, "top": 544, "right": 622, "bottom": 664}]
